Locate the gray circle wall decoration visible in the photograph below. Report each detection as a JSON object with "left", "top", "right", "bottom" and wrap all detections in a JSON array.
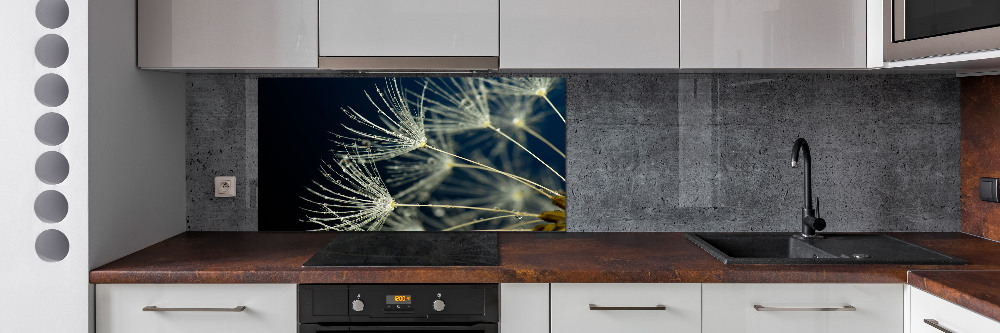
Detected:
[
  {"left": 36, "top": 0, "right": 69, "bottom": 29},
  {"left": 35, "top": 34, "right": 69, "bottom": 68},
  {"left": 34, "top": 73, "right": 69, "bottom": 107},
  {"left": 35, "top": 151, "right": 69, "bottom": 185},
  {"left": 35, "top": 112, "right": 69, "bottom": 146},
  {"left": 35, "top": 229, "right": 69, "bottom": 262},
  {"left": 34, "top": 190, "right": 68, "bottom": 223}
]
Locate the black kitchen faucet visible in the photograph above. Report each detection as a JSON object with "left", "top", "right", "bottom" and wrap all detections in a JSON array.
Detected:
[{"left": 791, "top": 138, "right": 826, "bottom": 238}]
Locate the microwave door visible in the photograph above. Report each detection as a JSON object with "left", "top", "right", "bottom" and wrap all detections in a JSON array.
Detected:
[
  {"left": 896, "top": 0, "right": 1000, "bottom": 42},
  {"left": 884, "top": 0, "right": 1000, "bottom": 61}
]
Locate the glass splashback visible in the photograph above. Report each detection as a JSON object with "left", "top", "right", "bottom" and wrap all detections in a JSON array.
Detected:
[{"left": 258, "top": 77, "right": 566, "bottom": 232}]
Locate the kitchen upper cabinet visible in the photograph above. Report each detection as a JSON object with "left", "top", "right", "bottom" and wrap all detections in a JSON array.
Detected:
[
  {"left": 702, "top": 284, "right": 903, "bottom": 333},
  {"left": 319, "top": 0, "right": 499, "bottom": 57},
  {"left": 96, "top": 284, "right": 297, "bottom": 333},
  {"left": 550, "top": 283, "right": 701, "bottom": 333},
  {"left": 681, "top": 0, "right": 872, "bottom": 68},
  {"left": 137, "top": 0, "right": 317, "bottom": 69},
  {"left": 500, "top": 0, "right": 680, "bottom": 69},
  {"left": 910, "top": 287, "right": 1000, "bottom": 333}
]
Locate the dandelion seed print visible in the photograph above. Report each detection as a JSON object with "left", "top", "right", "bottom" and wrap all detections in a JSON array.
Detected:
[
  {"left": 335, "top": 78, "right": 428, "bottom": 162},
  {"left": 486, "top": 77, "right": 566, "bottom": 123},
  {"left": 258, "top": 77, "right": 566, "bottom": 232}
]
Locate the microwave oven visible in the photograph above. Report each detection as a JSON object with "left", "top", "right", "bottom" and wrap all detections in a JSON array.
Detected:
[{"left": 884, "top": 0, "right": 1000, "bottom": 62}]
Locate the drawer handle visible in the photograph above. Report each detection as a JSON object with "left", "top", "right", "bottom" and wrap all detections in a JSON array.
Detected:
[
  {"left": 753, "top": 305, "right": 856, "bottom": 312},
  {"left": 589, "top": 304, "right": 667, "bottom": 311},
  {"left": 924, "top": 319, "right": 955, "bottom": 333},
  {"left": 143, "top": 306, "right": 247, "bottom": 312}
]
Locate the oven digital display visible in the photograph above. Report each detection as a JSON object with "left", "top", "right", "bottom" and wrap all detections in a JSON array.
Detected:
[{"left": 386, "top": 295, "right": 412, "bottom": 304}]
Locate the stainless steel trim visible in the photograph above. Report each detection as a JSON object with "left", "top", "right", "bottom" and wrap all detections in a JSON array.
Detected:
[
  {"left": 753, "top": 305, "right": 856, "bottom": 312},
  {"left": 589, "top": 304, "right": 667, "bottom": 311},
  {"left": 142, "top": 306, "right": 247, "bottom": 312},
  {"left": 924, "top": 319, "right": 955, "bottom": 333},
  {"left": 884, "top": 0, "right": 1000, "bottom": 62},
  {"left": 318, "top": 57, "right": 499, "bottom": 71}
]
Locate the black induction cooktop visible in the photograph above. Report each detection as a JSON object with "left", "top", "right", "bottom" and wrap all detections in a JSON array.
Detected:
[{"left": 303, "top": 232, "right": 499, "bottom": 267}]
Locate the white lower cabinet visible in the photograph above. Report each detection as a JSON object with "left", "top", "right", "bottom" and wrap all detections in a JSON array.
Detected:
[
  {"left": 910, "top": 287, "right": 1000, "bottom": 333},
  {"left": 95, "top": 284, "right": 297, "bottom": 333},
  {"left": 97, "top": 282, "right": 1000, "bottom": 333},
  {"left": 500, "top": 283, "right": 549, "bottom": 333},
  {"left": 702, "top": 283, "right": 903, "bottom": 333},
  {"left": 550, "top": 283, "right": 701, "bottom": 333}
]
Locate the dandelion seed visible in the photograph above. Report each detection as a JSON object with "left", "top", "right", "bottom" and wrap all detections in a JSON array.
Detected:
[
  {"left": 301, "top": 159, "right": 396, "bottom": 231},
  {"left": 383, "top": 134, "right": 457, "bottom": 202},
  {"left": 420, "top": 78, "right": 493, "bottom": 133},
  {"left": 489, "top": 77, "right": 561, "bottom": 97},
  {"left": 438, "top": 154, "right": 559, "bottom": 229},
  {"left": 401, "top": 78, "right": 564, "bottom": 182},
  {"left": 486, "top": 77, "right": 565, "bottom": 123},
  {"left": 486, "top": 94, "right": 563, "bottom": 158},
  {"left": 301, "top": 150, "right": 543, "bottom": 231},
  {"left": 336, "top": 78, "right": 428, "bottom": 162},
  {"left": 383, "top": 207, "right": 426, "bottom": 231}
]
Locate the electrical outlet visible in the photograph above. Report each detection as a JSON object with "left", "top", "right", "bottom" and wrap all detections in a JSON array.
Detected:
[{"left": 215, "top": 176, "right": 236, "bottom": 197}]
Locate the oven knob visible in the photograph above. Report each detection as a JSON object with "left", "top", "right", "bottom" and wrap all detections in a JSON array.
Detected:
[
  {"left": 352, "top": 299, "right": 365, "bottom": 312},
  {"left": 432, "top": 299, "right": 446, "bottom": 312}
]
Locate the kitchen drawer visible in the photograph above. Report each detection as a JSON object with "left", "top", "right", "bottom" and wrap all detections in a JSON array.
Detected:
[
  {"left": 550, "top": 283, "right": 701, "bottom": 333},
  {"left": 96, "top": 284, "right": 296, "bottom": 333},
  {"left": 702, "top": 283, "right": 903, "bottom": 333},
  {"left": 911, "top": 287, "right": 1000, "bottom": 333}
]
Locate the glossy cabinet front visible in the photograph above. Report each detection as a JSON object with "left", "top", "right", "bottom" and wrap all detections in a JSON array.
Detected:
[
  {"left": 96, "top": 284, "right": 297, "bottom": 333},
  {"left": 500, "top": 284, "right": 549, "bottom": 333},
  {"left": 319, "top": 0, "right": 499, "bottom": 57},
  {"left": 702, "top": 283, "right": 903, "bottom": 333},
  {"left": 137, "top": 0, "right": 318, "bottom": 69},
  {"left": 910, "top": 287, "right": 1000, "bottom": 333},
  {"left": 681, "top": 0, "right": 869, "bottom": 68},
  {"left": 500, "top": 0, "right": 680, "bottom": 69},
  {"left": 550, "top": 283, "right": 701, "bottom": 333}
]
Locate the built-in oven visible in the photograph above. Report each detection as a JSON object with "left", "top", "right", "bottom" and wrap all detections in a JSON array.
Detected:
[
  {"left": 299, "top": 284, "right": 498, "bottom": 333},
  {"left": 884, "top": 0, "right": 1000, "bottom": 61}
]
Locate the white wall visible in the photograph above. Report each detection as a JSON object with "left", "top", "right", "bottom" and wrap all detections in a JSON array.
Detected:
[
  {"left": 0, "top": 0, "right": 185, "bottom": 331},
  {"left": 0, "top": 0, "right": 90, "bottom": 331},
  {"left": 88, "top": 0, "right": 186, "bottom": 270}
]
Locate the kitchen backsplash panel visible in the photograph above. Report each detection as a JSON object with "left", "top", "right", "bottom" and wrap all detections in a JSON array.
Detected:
[
  {"left": 187, "top": 73, "right": 960, "bottom": 232},
  {"left": 257, "top": 77, "right": 567, "bottom": 232},
  {"left": 960, "top": 75, "right": 1000, "bottom": 241}
]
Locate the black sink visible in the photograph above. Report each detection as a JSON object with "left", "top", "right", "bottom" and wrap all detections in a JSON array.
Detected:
[{"left": 686, "top": 233, "right": 966, "bottom": 265}]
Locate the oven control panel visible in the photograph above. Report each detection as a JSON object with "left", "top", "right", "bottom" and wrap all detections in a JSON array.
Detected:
[
  {"left": 299, "top": 284, "right": 498, "bottom": 323},
  {"left": 384, "top": 294, "right": 414, "bottom": 312}
]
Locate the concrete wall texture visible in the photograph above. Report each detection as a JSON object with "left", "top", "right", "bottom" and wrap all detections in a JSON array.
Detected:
[{"left": 187, "top": 73, "right": 960, "bottom": 232}]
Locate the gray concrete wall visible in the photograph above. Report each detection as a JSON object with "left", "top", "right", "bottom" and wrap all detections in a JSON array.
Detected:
[{"left": 187, "top": 73, "right": 960, "bottom": 232}]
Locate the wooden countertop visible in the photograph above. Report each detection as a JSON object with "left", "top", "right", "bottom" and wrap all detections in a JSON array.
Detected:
[
  {"left": 90, "top": 232, "right": 1000, "bottom": 322},
  {"left": 908, "top": 270, "right": 1000, "bottom": 323},
  {"left": 90, "top": 231, "right": 1000, "bottom": 284}
]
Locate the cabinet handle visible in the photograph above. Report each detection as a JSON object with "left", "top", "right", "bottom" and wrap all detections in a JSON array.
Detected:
[
  {"left": 143, "top": 306, "right": 247, "bottom": 312},
  {"left": 924, "top": 319, "right": 955, "bottom": 333},
  {"left": 753, "top": 305, "right": 856, "bottom": 312},
  {"left": 589, "top": 304, "right": 666, "bottom": 311}
]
